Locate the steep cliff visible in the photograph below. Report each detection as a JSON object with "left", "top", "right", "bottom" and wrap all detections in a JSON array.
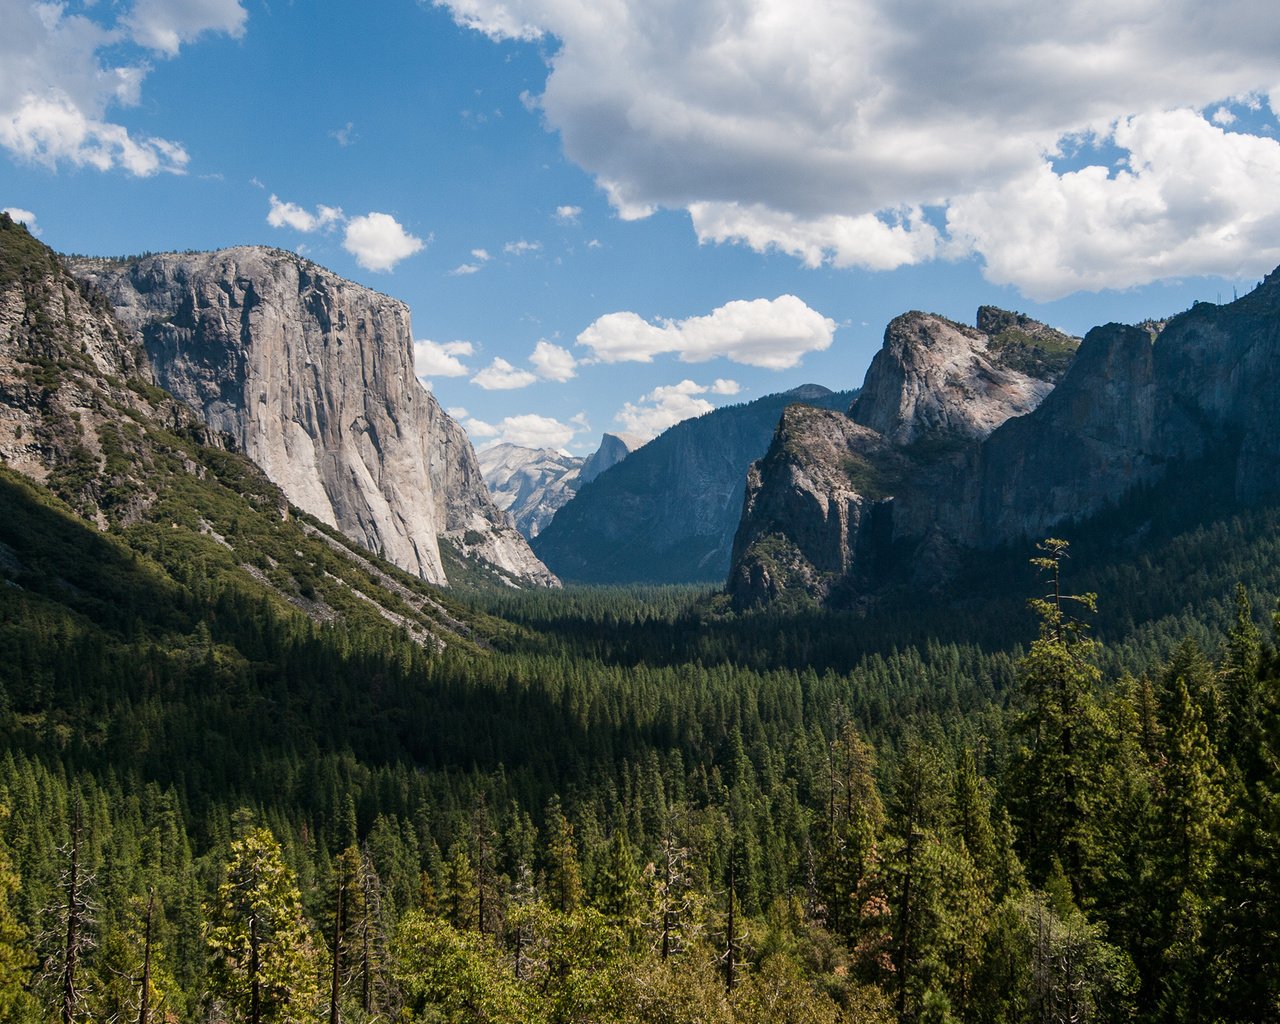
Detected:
[
  {"left": 532, "top": 386, "right": 855, "bottom": 583},
  {"left": 67, "top": 246, "right": 555, "bottom": 587},
  {"left": 730, "top": 308, "right": 1078, "bottom": 607},
  {"left": 730, "top": 277, "right": 1280, "bottom": 609}
]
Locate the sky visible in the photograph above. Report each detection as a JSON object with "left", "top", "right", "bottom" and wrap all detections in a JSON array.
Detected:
[{"left": 3, "top": 0, "right": 1280, "bottom": 455}]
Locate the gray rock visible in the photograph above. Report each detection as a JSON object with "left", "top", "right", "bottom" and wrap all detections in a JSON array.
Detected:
[
  {"left": 69, "top": 246, "right": 556, "bottom": 587},
  {"left": 729, "top": 309, "right": 1078, "bottom": 607}
]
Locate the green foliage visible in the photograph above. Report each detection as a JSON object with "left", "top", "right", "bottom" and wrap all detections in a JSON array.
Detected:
[{"left": 206, "top": 819, "right": 320, "bottom": 1024}]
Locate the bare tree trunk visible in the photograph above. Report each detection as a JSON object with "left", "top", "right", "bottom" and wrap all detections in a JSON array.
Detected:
[
  {"left": 62, "top": 807, "right": 81, "bottom": 1024},
  {"left": 330, "top": 872, "right": 343, "bottom": 1024},
  {"left": 138, "top": 890, "right": 154, "bottom": 1024}
]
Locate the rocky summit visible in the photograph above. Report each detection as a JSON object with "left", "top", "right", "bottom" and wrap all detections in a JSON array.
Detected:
[
  {"left": 730, "top": 307, "right": 1080, "bottom": 607},
  {"left": 68, "top": 246, "right": 556, "bottom": 588}
]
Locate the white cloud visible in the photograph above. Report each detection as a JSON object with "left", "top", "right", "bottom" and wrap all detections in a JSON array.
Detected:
[
  {"left": 471, "top": 357, "right": 539, "bottom": 390},
  {"left": 415, "top": 339, "right": 474, "bottom": 380},
  {"left": 450, "top": 262, "right": 483, "bottom": 275},
  {"left": 710, "top": 378, "right": 740, "bottom": 395},
  {"left": 554, "top": 204, "right": 582, "bottom": 224},
  {"left": 462, "top": 416, "right": 500, "bottom": 438},
  {"left": 128, "top": 0, "right": 248, "bottom": 56},
  {"left": 503, "top": 239, "right": 542, "bottom": 256},
  {"left": 267, "top": 194, "right": 343, "bottom": 233},
  {"left": 615, "top": 380, "right": 721, "bottom": 439},
  {"left": 577, "top": 295, "right": 836, "bottom": 370},
  {"left": 343, "top": 213, "right": 426, "bottom": 272},
  {"left": 0, "top": 1, "right": 241, "bottom": 175},
  {"left": 529, "top": 340, "right": 577, "bottom": 381},
  {"left": 1211, "top": 106, "right": 1237, "bottom": 126},
  {"left": 946, "top": 110, "right": 1280, "bottom": 300},
  {"left": 492, "top": 413, "right": 579, "bottom": 449},
  {"left": 438, "top": 0, "right": 1280, "bottom": 297},
  {"left": 1, "top": 94, "right": 189, "bottom": 176},
  {"left": 2, "top": 207, "right": 38, "bottom": 234},
  {"left": 472, "top": 248, "right": 492, "bottom": 261},
  {"left": 331, "top": 121, "right": 357, "bottom": 146}
]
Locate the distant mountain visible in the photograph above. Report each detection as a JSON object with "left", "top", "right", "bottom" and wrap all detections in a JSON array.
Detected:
[
  {"left": 479, "top": 432, "right": 644, "bottom": 539},
  {"left": 729, "top": 282, "right": 1280, "bottom": 608},
  {"left": 531, "top": 385, "right": 856, "bottom": 583},
  {"left": 66, "top": 243, "right": 556, "bottom": 588}
]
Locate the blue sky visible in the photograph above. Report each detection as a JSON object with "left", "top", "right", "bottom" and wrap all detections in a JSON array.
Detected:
[{"left": 3, "top": 1, "right": 1280, "bottom": 454}]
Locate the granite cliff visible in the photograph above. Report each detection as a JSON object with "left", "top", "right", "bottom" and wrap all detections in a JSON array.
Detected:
[
  {"left": 68, "top": 246, "right": 556, "bottom": 588},
  {"left": 730, "top": 309, "right": 1080, "bottom": 606}
]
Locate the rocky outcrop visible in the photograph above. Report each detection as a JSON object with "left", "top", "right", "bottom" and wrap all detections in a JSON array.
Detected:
[
  {"left": 730, "top": 308, "right": 1079, "bottom": 607},
  {"left": 730, "top": 278, "right": 1280, "bottom": 609},
  {"left": 478, "top": 432, "right": 644, "bottom": 540},
  {"left": 850, "top": 311, "right": 1073, "bottom": 445},
  {"left": 0, "top": 213, "right": 210, "bottom": 527},
  {"left": 532, "top": 386, "right": 855, "bottom": 583},
  {"left": 68, "top": 246, "right": 555, "bottom": 587},
  {"left": 728, "top": 405, "right": 904, "bottom": 607}
]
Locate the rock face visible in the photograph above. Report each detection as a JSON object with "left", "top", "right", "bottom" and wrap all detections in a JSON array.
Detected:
[
  {"left": 732, "top": 278, "right": 1280, "bottom": 608},
  {"left": 850, "top": 311, "right": 1069, "bottom": 445},
  {"left": 68, "top": 246, "right": 555, "bottom": 587},
  {"left": 532, "top": 386, "right": 855, "bottom": 583},
  {"left": 478, "top": 433, "right": 644, "bottom": 540},
  {"left": 580, "top": 432, "right": 644, "bottom": 485},
  {"left": 730, "top": 309, "right": 1080, "bottom": 607},
  {"left": 0, "top": 214, "right": 173, "bottom": 522}
]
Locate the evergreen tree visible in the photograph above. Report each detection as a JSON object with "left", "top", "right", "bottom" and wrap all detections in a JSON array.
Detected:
[
  {"left": 1009, "top": 540, "right": 1103, "bottom": 893},
  {"left": 206, "top": 818, "right": 319, "bottom": 1024}
]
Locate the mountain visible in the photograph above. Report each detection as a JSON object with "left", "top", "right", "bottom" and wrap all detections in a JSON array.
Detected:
[
  {"left": 478, "top": 432, "right": 644, "bottom": 539},
  {"left": 0, "top": 212, "right": 492, "bottom": 646},
  {"left": 531, "top": 385, "right": 856, "bottom": 583},
  {"left": 66, "top": 245, "right": 556, "bottom": 588},
  {"left": 729, "top": 280, "right": 1280, "bottom": 608}
]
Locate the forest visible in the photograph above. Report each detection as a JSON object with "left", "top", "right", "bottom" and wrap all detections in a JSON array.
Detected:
[{"left": 3, "top": 428, "right": 1280, "bottom": 1024}]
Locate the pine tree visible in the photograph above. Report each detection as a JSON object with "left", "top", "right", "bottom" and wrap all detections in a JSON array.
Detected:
[
  {"left": 206, "top": 819, "right": 319, "bottom": 1024},
  {"left": 1009, "top": 539, "right": 1103, "bottom": 893}
]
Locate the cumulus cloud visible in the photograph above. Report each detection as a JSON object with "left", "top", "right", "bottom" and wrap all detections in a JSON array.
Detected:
[
  {"left": 710, "top": 378, "right": 740, "bottom": 395},
  {"left": 491, "top": 413, "right": 580, "bottom": 449},
  {"left": 946, "top": 110, "right": 1280, "bottom": 300},
  {"left": 267, "top": 194, "right": 343, "bottom": 232},
  {"left": 128, "top": 0, "right": 248, "bottom": 56},
  {"left": 457, "top": 410, "right": 582, "bottom": 449},
  {"left": 529, "top": 340, "right": 577, "bottom": 381},
  {"left": 504, "top": 239, "right": 541, "bottom": 256},
  {"left": 615, "top": 380, "right": 724, "bottom": 439},
  {"left": 577, "top": 295, "right": 835, "bottom": 370},
  {"left": 472, "top": 357, "right": 538, "bottom": 390},
  {"left": 554, "top": 205, "right": 582, "bottom": 224},
  {"left": 438, "top": 0, "right": 1280, "bottom": 296},
  {"left": 450, "top": 262, "right": 483, "bottom": 275},
  {"left": 0, "top": 1, "right": 244, "bottom": 175},
  {"left": 343, "top": 213, "right": 426, "bottom": 272},
  {"left": 415, "top": 339, "right": 474, "bottom": 380}
]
